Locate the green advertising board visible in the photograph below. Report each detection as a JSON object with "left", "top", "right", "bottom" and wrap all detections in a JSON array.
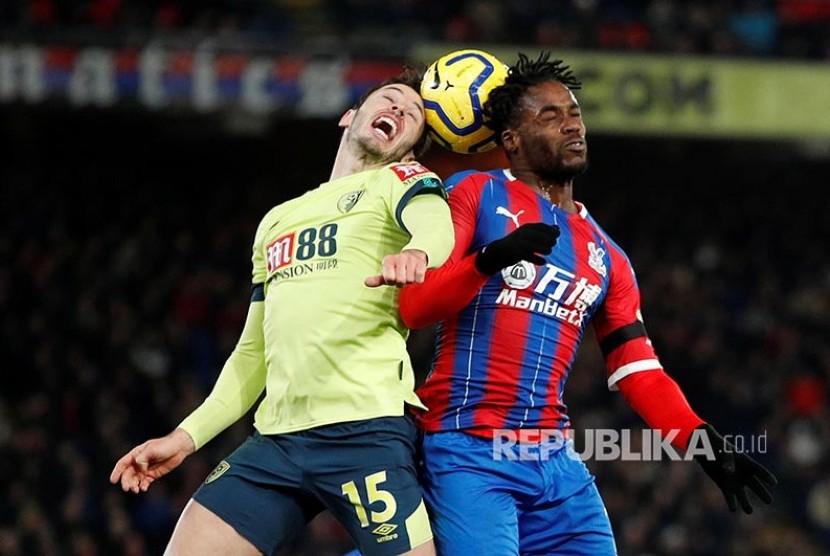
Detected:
[{"left": 413, "top": 44, "right": 830, "bottom": 139}]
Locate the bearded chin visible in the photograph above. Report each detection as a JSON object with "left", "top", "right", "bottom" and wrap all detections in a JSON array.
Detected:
[
  {"left": 542, "top": 157, "right": 589, "bottom": 183},
  {"left": 356, "top": 135, "right": 409, "bottom": 165},
  {"left": 355, "top": 135, "right": 384, "bottom": 160}
]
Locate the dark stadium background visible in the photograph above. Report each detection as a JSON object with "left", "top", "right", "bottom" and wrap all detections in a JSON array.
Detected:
[{"left": 2, "top": 1, "right": 830, "bottom": 555}]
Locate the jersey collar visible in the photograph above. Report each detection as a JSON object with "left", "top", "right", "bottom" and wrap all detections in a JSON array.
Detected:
[{"left": 502, "top": 168, "right": 589, "bottom": 219}]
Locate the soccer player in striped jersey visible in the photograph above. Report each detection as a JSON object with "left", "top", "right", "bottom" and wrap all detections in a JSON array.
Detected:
[
  {"left": 399, "top": 52, "right": 777, "bottom": 555},
  {"left": 110, "top": 67, "right": 453, "bottom": 556}
]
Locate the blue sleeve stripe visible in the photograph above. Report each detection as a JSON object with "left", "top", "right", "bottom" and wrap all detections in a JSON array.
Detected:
[{"left": 250, "top": 283, "right": 265, "bottom": 302}]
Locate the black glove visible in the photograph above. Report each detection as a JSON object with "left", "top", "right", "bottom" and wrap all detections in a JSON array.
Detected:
[
  {"left": 475, "top": 223, "right": 560, "bottom": 275},
  {"left": 693, "top": 424, "right": 778, "bottom": 514}
]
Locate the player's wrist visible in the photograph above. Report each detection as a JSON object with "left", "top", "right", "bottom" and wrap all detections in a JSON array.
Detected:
[
  {"left": 171, "top": 428, "right": 197, "bottom": 455},
  {"left": 474, "top": 245, "right": 497, "bottom": 275}
]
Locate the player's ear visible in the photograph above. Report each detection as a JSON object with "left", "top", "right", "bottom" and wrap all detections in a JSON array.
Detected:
[
  {"left": 339, "top": 108, "right": 356, "bottom": 129},
  {"left": 501, "top": 129, "right": 518, "bottom": 153}
]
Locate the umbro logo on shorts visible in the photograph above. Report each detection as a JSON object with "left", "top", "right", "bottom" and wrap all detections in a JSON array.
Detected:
[
  {"left": 372, "top": 523, "right": 399, "bottom": 543},
  {"left": 372, "top": 524, "right": 397, "bottom": 536}
]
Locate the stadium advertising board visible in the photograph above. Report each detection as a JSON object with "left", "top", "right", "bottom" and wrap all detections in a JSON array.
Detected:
[
  {"left": 0, "top": 43, "right": 402, "bottom": 117},
  {"left": 2, "top": 42, "right": 829, "bottom": 140},
  {"left": 415, "top": 44, "right": 830, "bottom": 140}
]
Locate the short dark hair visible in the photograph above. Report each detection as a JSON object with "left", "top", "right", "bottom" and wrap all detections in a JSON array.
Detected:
[
  {"left": 483, "top": 52, "right": 582, "bottom": 145},
  {"left": 352, "top": 64, "right": 432, "bottom": 158}
]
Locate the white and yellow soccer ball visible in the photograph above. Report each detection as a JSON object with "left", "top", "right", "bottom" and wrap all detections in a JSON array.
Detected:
[{"left": 420, "top": 49, "right": 509, "bottom": 154}]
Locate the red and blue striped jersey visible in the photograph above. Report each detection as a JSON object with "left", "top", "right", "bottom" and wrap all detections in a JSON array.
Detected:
[{"left": 409, "top": 169, "right": 663, "bottom": 436}]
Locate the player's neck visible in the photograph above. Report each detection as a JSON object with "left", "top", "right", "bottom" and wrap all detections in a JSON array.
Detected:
[
  {"left": 541, "top": 185, "right": 577, "bottom": 214},
  {"left": 329, "top": 157, "right": 365, "bottom": 181},
  {"left": 329, "top": 138, "right": 389, "bottom": 181},
  {"left": 511, "top": 168, "right": 577, "bottom": 213},
  {"left": 330, "top": 139, "right": 362, "bottom": 181}
]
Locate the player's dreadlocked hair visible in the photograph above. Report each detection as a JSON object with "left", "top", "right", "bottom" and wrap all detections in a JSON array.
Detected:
[
  {"left": 483, "top": 52, "right": 582, "bottom": 145},
  {"left": 352, "top": 64, "right": 432, "bottom": 158}
]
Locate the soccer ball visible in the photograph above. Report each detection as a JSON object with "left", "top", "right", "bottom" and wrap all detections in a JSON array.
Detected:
[{"left": 421, "top": 49, "right": 509, "bottom": 154}]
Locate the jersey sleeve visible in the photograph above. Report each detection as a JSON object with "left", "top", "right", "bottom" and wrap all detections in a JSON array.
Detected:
[
  {"left": 445, "top": 172, "right": 485, "bottom": 263},
  {"left": 251, "top": 207, "right": 277, "bottom": 286},
  {"left": 616, "top": 369, "right": 705, "bottom": 450},
  {"left": 177, "top": 295, "right": 267, "bottom": 449},
  {"left": 385, "top": 162, "right": 448, "bottom": 231},
  {"left": 592, "top": 245, "right": 704, "bottom": 449},
  {"left": 592, "top": 250, "right": 663, "bottom": 391},
  {"left": 177, "top": 218, "right": 271, "bottom": 449},
  {"left": 399, "top": 173, "right": 490, "bottom": 329},
  {"left": 399, "top": 194, "right": 454, "bottom": 268}
]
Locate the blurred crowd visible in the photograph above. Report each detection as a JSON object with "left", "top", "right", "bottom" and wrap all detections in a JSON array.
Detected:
[
  {"left": 1, "top": 0, "right": 830, "bottom": 59},
  {"left": 1, "top": 110, "right": 829, "bottom": 556}
]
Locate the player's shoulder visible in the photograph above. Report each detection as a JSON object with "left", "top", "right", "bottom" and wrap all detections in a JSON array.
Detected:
[
  {"left": 382, "top": 161, "right": 445, "bottom": 199},
  {"left": 582, "top": 208, "right": 634, "bottom": 270},
  {"left": 445, "top": 168, "right": 507, "bottom": 194},
  {"left": 383, "top": 161, "right": 441, "bottom": 186},
  {"left": 253, "top": 204, "right": 283, "bottom": 243},
  {"left": 582, "top": 206, "right": 619, "bottom": 246}
]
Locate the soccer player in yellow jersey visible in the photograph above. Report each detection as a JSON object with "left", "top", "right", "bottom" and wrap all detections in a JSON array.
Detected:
[{"left": 110, "top": 67, "right": 453, "bottom": 556}]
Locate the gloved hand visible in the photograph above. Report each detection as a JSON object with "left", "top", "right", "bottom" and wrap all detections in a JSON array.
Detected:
[
  {"left": 693, "top": 424, "right": 778, "bottom": 514},
  {"left": 475, "top": 223, "right": 560, "bottom": 275}
]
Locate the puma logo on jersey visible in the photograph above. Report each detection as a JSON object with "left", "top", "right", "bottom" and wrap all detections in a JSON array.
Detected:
[{"left": 496, "top": 206, "right": 524, "bottom": 229}]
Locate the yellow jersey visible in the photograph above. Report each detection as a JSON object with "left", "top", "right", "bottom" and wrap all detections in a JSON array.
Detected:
[{"left": 251, "top": 162, "right": 446, "bottom": 434}]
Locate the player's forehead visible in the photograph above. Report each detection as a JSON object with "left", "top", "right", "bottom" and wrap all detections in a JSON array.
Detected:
[
  {"left": 369, "top": 84, "right": 424, "bottom": 109},
  {"left": 522, "top": 81, "right": 579, "bottom": 112}
]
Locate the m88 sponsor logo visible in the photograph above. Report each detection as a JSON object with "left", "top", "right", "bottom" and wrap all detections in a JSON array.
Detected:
[{"left": 266, "top": 223, "right": 339, "bottom": 280}]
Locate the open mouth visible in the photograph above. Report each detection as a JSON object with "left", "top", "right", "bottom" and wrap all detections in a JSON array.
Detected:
[
  {"left": 372, "top": 115, "right": 399, "bottom": 141},
  {"left": 563, "top": 139, "right": 586, "bottom": 152}
]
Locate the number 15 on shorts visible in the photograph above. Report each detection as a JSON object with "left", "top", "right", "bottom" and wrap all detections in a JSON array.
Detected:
[{"left": 341, "top": 470, "right": 398, "bottom": 527}]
